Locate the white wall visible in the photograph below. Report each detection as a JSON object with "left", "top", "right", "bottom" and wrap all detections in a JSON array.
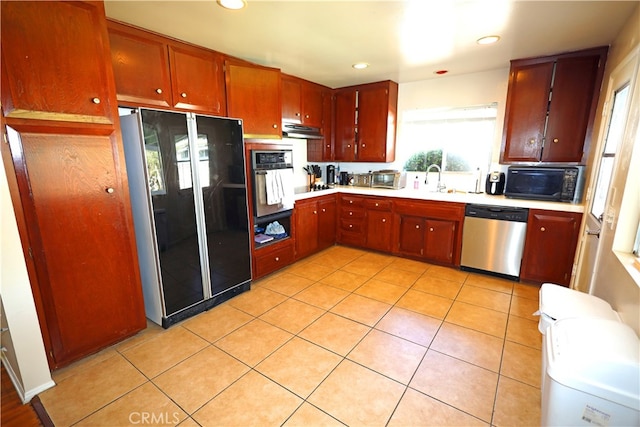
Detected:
[{"left": 0, "top": 154, "right": 55, "bottom": 402}]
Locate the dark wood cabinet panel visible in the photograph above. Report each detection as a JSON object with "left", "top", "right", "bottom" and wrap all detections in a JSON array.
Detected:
[
  {"left": 357, "top": 83, "right": 397, "bottom": 162},
  {"left": 301, "top": 82, "right": 324, "bottom": 128},
  {"left": 294, "top": 199, "right": 320, "bottom": 259},
  {"left": 1, "top": 1, "right": 114, "bottom": 124},
  {"left": 107, "top": 21, "right": 172, "bottom": 109},
  {"left": 501, "top": 62, "right": 553, "bottom": 162},
  {"left": 500, "top": 47, "right": 607, "bottom": 164},
  {"left": 542, "top": 55, "right": 601, "bottom": 162},
  {"left": 6, "top": 128, "right": 146, "bottom": 366},
  {"left": 254, "top": 240, "right": 294, "bottom": 278},
  {"left": 317, "top": 196, "right": 337, "bottom": 250},
  {"left": 169, "top": 44, "right": 226, "bottom": 114},
  {"left": 225, "top": 61, "right": 282, "bottom": 139},
  {"left": 334, "top": 90, "right": 357, "bottom": 161},
  {"left": 366, "top": 210, "right": 393, "bottom": 252},
  {"left": 424, "top": 219, "right": 456, "bottom": 264},
  {"left": 521, "top": 210, "right": 582, "bottom": 286},
  {"left": 282, "top": 76, "right": 302, "bottom": 124},
  {"left": 398, "top": 216, "right": 425, "bottom": 257},
  {"left": 282, "top": 75, "right": 324, "bottom": 128},
  {"left": 333, "top": 81, "right": 397, "bottom": 163},
  {"left": 107, "top": 21, "right": 226, "bottom": 115}
]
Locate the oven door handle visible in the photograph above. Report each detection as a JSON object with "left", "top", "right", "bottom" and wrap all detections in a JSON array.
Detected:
[{"left": 255, "top": 171, "right": 267, "bottom": 175}]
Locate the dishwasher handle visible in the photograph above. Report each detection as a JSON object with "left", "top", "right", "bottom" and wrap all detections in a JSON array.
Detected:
[{"left": 465, "top": 204, "right": 529, "bottom": 222}]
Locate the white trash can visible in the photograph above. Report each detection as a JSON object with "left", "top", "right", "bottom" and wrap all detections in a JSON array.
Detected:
[
  {"left": 537, "top": 283, "right": 620, "bottom": 389},
  {"left": 541, "top": 317, "right": 639, "bottom": 427}
]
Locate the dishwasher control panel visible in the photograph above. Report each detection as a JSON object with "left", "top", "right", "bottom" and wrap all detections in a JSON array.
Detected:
[{"left": 464, "top": 204, "right": 529, "bottom": 222}]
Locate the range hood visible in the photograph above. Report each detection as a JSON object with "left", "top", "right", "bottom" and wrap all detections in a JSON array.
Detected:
[{"left": 282, "top": 123, "right": 323, "bottom": 140}]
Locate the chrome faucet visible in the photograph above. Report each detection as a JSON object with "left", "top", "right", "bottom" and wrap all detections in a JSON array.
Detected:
[{"left": 425, "top": 164, "right": 446, "bottom": 192}]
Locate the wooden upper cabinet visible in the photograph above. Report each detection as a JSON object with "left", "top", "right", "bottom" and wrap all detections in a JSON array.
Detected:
[
  {"left": 108, "top": 21, "right": 173, "bottom": 109},
  {"left": 107, "top": 21, "right": 226, "bottom": 115},
  {"left": 225, "top": 60, "right": 282, "bottom": 138},
  {"left": 334, "top": 89, "right": 357, "bottom": 161},
  {"left": 1, "top": 1, "right": 115, "bottom": 124},
  {"left": 334, "top": 80, "right": 398, "bottom": 163},
  {"left": 168, "top": 43, "right": 225, "bottom": 114},
  {"left": 358, "top": 82, "right": 397, "bottom": 162},
  {"left": 500, "top": 47, "right": 607, "bottom": 164},
  {"left": 282, "top": 74, "right": 324, "bottom": 128}
]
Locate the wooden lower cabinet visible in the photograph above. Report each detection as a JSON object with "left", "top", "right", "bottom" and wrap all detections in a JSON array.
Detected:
[
  {"left": 395, "top": 200, "right": 464, "bottom": 266},
  {"left": 364, "top": 198, "right": 393, "bottom": 252},
  {"left": 254, "top": 239, "right": 295, "bottom": 279},
  {"left": 337, "top": 195, "right": 366, "bottom": 246},
  {"left": 520, "top": 209, "right": 582, "bottom": 286},
  {"left": 294, "top": 194, "right": 337, "bottom": 260}
]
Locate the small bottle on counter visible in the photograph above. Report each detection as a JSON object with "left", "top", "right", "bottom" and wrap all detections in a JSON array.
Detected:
[{"left": 413, "top": 175, "right": 420, "bottom": 189}]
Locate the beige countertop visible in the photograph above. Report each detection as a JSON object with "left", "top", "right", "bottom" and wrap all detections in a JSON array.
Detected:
[{"left": 294, "top": 185, "right": 585, "bottom": 213}]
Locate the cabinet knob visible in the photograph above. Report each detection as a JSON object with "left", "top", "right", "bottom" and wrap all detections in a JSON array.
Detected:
[
  {"left": 322, "top": 208, "right": 326, "bottom": 212},
  {"left": 295, "top": 112, "right": 301, "bottom": 117},
  {"left": 553, "top": 138, "right": 559, "bottom": 143},
  {"left": 349, "top": 211, "right": 353, "bottom": 215},
  {"left": 326, "top": 144, "right": 330, "bottom": 148},
  {"left": 180, "top": 92, "right": 187, "bottom": 98},
  {"left": 528, "top": 138, "right": 535, "bottom": 145},
  {"left": 275, "top": 256, "right": 280, "bottom": 262},
  {"left": 92, "top": 97, "right": 101, "bottom": 104},
  {"left": 375, "top": 203, "right": 379, "bottom": 207},
  {"left": 349, "top": 200, "right": 353, "bottom": 204},
  {"left": 415, "top": 225, "right": 420, "bottom": 229},
  {"left": 106, "top": 187, "right": 115, "bottom": 194},
  {"left": 362, "top": 144, "right": 366, "bottom": 148},
  {"left": 156, "top": 88, "right": 163, "bottom": 94},
  {"left": 313, "top": 210, "right": 317, "bottom": 214},
  {"left": 382, "top": 218, "right": 386, "bottom": 223},
  {"left": 429, "top": 227, "right": 434, "bottom": 232},
  {"left": 540, "top": 227, "right": 546, "bottom": 232},
  {"left": 347, "top": 144, "right": 351, "bottom": 148},
  {"left": 273, "top": 124, "right": 278, "bottom": 129},
  {"left": 305, "top": 114, "right": 310, "bottom": 119},
  {"left": 349, "top": 224, "right": 353, "bottom": 228}
]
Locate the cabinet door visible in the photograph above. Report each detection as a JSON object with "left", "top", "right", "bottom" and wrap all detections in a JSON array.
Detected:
[
  {"left": 424, "top": 219, "right": 455, "bottom": 264},
  {"left": 170, "top": 44, "right": 226, "bottom": 115},
  {"left": 107, "top": 21, "right": 172, "bottom": 108},
  {"left": 318, "top": 196, "right": 337, "bottom": 250},
  {"left": 295, "top": 200, "right": 319, "bottom": 259},
  {"left": 334, "top": 90, "right": 356, "bottom": 161},
  {"left": 542, "top": 55, "right": 601, "bottom": 162},
  {"left": 1, "top": 1, "right": 114, "bottom": 124},
  {"left": 7, "top": 128, "right": 146, "bottom": 366},
  {"left": 501, "top": 62, "right": 554, "bottom": 163},
  {"left": 321, "top": 90, "right": 334, "bottom": 161},
  {"left": 302, "top": 82, "right": 324, "bottom": 127},
  {"left": 358, "top": 85, "right": 390, "bottom": 162},
  {"left": 366, "top": 210, "right": 393, "bottom": 252},
  {"left": 225, "top": 61, "right": 282, "bottom": 138},
  {"left": 282, "top": 76, "right": 302, "bottom": 123},
  {"left": 398, "top": 216, "right": 425, "bottom": 257},
  {"left": 521, "top": 211, "right": 582, "bottom": 286}
]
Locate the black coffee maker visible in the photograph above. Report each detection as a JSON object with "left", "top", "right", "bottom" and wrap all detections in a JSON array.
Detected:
[{"left": 326, "top": 165, "right": 336, "bottom": 186}]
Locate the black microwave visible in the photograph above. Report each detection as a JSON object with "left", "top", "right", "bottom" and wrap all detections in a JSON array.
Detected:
[{"left": 504, "top": 166, "right": 585, "bottom": 203}]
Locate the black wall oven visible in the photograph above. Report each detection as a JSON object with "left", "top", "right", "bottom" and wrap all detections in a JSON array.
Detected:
[{"left": 504, "top": 166, "right": 585, "bottom": 203}]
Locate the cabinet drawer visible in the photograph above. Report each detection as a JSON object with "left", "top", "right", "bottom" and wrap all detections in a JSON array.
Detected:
[
  {"left": 364, "top": 198, "right": 392, "bottom": 211},
  {"left": 340, "top": 218, "right": 364, "bottom": 233},
  {"left": 255, "top": 242, "right": 294, "bottom": 278},
  {"left": 340, "top": 195, "right": 365, "bottom": 207},
  {"left": 340, "top": 206, "right": 365, "bottom": 219},
  {"left": 339, "top": 230, "right": 366, "bottom": 247}
]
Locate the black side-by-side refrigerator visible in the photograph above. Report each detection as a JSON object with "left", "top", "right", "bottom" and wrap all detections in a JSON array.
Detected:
[{"left": 120, "top": 108, "right": 251, "bottom": 328}]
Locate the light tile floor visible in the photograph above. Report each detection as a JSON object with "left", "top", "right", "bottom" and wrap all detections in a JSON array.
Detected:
[{"left": 39, "top": 245, "right": 543, "bottom": 426}]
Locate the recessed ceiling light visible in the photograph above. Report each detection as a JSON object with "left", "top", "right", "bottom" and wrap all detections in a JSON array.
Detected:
[
  {"left": 352, "top": 62, "right": 369, "bottom": 70},
  {"left": 477, "top": 35, "right": 500, "bottom": 45},
  {"left": 217, "top": 0, "right": 246, "bottom": 10}
]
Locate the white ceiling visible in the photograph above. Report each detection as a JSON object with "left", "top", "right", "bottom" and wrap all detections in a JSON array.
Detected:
[{"left": 104, "top": 0, "right": 637, "bottom": 88}]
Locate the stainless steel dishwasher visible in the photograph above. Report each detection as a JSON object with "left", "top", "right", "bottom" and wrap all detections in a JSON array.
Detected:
[{"left": 460, "top": 204, "right": 529, "bottom": 280}]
